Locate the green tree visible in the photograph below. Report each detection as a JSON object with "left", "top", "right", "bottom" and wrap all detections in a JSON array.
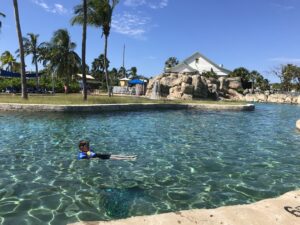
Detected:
[
  {"left": 13, "top": 0, "right": 27, "bottom": 99},
  {"left": 0, "top": 51, "right": 16, "bottom": 71},
  {"left": 17, "top": 33, "right": 43, "bottom": 88},
  {"left": 164, "top": 57, "right": 179, "bottom": 72},
  {"left": 118, "top": 66, "right": 127, "bottom": 78},
  {"left": 281, "top": 64, "right": 300, "bottom": 91},
  {"left": 129, "top": 66, "right": 137, "bottom": 78},
  {"left": 91, "top": 54, "right": 110, "bottom": 89},
  {"left": 44, "top": 29, "right": 81, "bottom": 90},
  {"left": 0, "top": 12, "right": 5, "bottom": 31},
  {"left": 109, "top": 67, "right": 118, "bottom": 86},
  {"left": 71, "top": 0, "right": 119, "bottom": 97}
]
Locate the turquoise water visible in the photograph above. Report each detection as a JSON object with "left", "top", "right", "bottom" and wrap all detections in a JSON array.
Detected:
[{"left": 0, "top": 103, "right": 300, "bottom": 225}]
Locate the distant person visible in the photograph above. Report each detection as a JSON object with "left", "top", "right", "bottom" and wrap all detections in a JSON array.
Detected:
[
  {"left": 78, "top": 140, "right": 136, "bottom": 160},
  {"left": 64, "top": 84, "right": 68, "bottom": 94}
]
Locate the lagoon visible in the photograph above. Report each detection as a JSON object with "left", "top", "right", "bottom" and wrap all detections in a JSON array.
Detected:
[{"left": 0, "top": 103, "right": 300, "bottom": 225}]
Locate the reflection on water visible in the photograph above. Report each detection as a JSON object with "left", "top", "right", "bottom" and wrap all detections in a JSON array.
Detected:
[{"left": 0, "top": 104, "right": 300, "bottom": 224}]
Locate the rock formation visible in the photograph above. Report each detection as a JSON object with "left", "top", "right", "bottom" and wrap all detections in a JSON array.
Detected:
[
  {"left": 146, "top": 72, "right": 300, "bottom": 104},
  {"left": 296, "top": 120, "right": 300, "bottom": 131}
]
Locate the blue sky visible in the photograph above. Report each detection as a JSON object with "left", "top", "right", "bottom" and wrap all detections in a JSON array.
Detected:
[{"left": 1, "top": 0, "right": 300, "bottom": 82}]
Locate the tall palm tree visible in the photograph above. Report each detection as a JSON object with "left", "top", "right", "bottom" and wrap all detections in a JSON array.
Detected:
[
  {"left": 71, "top": 0, "right": 119, "bottom": 96},
  {"left": 81, "top": 0, "right": 87, "bottom": 100},
  {"left": 100, "top": 0, "right": 119, "bottom": 96},
  {"left": 0, "top": 51, "right": 16, "bottom": 71},
  {"left": 44, "top": 29, "right": 81, "bottom": 90},
  {"left": 16, "top": 33, "right": 43, "bottom": 88},
  {"left": 0, "top": 12, "right": 5, "bottom": 31},
  {"left": 13, "top": 0, "right": 27, "bottom": 99}
]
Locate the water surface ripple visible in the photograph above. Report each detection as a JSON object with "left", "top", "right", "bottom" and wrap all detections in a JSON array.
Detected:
[{"left": 0, "top": 103, "right": 300, "bottom": 224}]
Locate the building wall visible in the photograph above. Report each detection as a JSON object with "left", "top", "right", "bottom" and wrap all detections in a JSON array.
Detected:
[{"left": 187, "top": 57, "right": 228, "bottom": 75}]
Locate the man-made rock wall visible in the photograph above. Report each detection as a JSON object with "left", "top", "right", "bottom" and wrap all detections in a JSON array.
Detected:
[
  {"left": 238, "top": 93, "right": 300, "bottom": 104},
  {"left": 146, "top": 73, "right": 242, "bottom": 100},
  {"left": 146, "top": 73, "right": 300, "bottom": 104}
]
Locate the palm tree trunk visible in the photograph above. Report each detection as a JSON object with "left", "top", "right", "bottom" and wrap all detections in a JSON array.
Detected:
[
  {"left": 34, "top": 56, "right": 39, "bottom": 89},
  {"left": 82, "top": 0, "right": 87, "bottom": 101},
  {"left": 13, "top": 0, "right": 27, "bottom": 99},
  {"left": 103, "top": 35, "right": 111, "bottom": 97}
]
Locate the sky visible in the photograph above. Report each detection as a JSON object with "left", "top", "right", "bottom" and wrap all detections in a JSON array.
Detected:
[{"left": 1, "top": 0, "right": 300, "bottom": 82}]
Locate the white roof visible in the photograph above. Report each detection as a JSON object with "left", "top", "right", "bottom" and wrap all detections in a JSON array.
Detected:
[
  {"left": 77, "top": 74, "right": 95, "bottom": 80},
  {"left": 119, "top": 78, "right": 130, "bottom": 81}
]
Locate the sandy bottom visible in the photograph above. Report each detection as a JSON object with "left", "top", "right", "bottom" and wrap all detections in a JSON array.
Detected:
[{"left": 69, "top": 190, "right": 300, "bottom": 225}]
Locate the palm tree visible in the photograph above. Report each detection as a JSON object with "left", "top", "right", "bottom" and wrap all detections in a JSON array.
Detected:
[
  {"left": 100, "top": 0, "right": 119, "bottom": 96},
  {"left": 91, "top": 54, "right": 109, "bottom": 89},
  {"left": 129, "top": 67, "right": 137, "bottom": 78},
  {"left": 71, "top": 0, "right": 119, "bottom": 96},
  {"left": 81, "top": 0, "right": 88, "bottom": 100},
  {"left": 16, "top": 33, "right": 43, "bottom": 88},
  {"left": 44, "top": 29, "right": 81, "bottom": 91},
  {"left": 0, "top": 12, "right": 5, "bottom": 31},
  {"left": 0, "top": 51, "right": 16, "bottom": 71},
  {"left": 13, "top": 0, "right": 27, "bottom": 99}
]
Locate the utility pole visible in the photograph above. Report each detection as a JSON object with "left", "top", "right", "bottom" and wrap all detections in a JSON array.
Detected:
[{"left": 122, "top": 44, "right": 125, "bottom": 78}]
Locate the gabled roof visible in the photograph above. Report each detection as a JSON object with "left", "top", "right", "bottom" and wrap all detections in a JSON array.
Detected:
[
  {"left": 77, "top": 74, "right": 95, "bottom": 80},
  {"left": 170, "top": 52, "right": 231, "bottom": 74}
]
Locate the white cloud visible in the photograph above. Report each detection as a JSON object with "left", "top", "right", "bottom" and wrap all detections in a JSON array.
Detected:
[
  {"left": 124, "top": 0, "right": 169, "bottom": 9},
  {"left": 269, "top": 57, "right": 300, "bottom": 64},
  {"left": 112, "top": 12, "right": 151, "bottom": 39},
  {"left": 32, "top": 0, "right": 68, "bottom": 14},
  {"left": 271, "top": 3, "right": 295, "bottom": 11},
  {"left": 124, "top": 0, "right": 146, "bottom": 7}
]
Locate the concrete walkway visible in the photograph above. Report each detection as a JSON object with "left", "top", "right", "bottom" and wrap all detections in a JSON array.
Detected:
[{"left": 69, "top": 190, "right": 300, "bottom": 225}]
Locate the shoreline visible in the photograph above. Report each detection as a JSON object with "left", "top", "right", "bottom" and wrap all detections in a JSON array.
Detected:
[
  {"left": 0, "top": 103, "right": 255, "bottom": 112},
  {"left": 68, "top": 189, "right": 300, "bottom": 225}
]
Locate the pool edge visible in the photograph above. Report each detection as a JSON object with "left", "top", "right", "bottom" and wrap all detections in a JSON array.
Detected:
[
  {"left": 68, "top": 189, "right": 300, "bottom": 225},
  {"left": 0, "top": 103, "right": 255, "bottom": 112}
]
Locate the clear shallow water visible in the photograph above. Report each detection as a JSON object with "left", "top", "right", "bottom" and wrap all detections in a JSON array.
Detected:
[{"left": 0, "top": 103, "right": 300, "bottom": 225}]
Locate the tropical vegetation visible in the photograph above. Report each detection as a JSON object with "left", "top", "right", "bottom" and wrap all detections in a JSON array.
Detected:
[
  {"left": 71, "top": 0, "right": 119, "bottom": 97},
  {"left": 13, "top": 0, "right": 27, "bottom": 99},
  {"left": 229, "top": 67, "right": 270, "bottom": 91},
  {"left": 164, "top": 57, "right": 179, "bottom": 71}
]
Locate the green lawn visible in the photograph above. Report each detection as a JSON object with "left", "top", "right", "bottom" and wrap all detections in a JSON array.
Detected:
[{"left": 0, "top": 93, "right": 246, "bottom": 105}]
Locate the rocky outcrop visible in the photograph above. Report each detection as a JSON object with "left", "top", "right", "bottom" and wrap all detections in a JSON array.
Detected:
[
  {"left": 146, "top": 73, "right": 225, "bottom": 100},
  {"left": 146, "top": 73, "right": 300, "bottom": 104},
  {"left": 296, "top": 120, "right": 300, "bottom": 130},
  {"left": 243, "top": 93, "right": 300, "bottom": 104}
]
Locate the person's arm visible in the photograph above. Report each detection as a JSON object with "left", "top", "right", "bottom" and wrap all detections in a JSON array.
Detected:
[{"left": 78, "top": 152, "right": 87, "bottom": 160}]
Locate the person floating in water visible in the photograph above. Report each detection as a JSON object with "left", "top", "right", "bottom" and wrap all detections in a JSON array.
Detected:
[{"left": 78, "top": 140, "right": 136, "bottom": 160}]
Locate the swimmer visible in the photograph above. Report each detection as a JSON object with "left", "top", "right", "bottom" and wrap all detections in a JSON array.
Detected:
[{"left": 78, "top": 140, "right": 136, "bottom": 160}]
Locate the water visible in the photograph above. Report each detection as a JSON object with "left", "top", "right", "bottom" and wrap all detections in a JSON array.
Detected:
[
  {"left": 0, "top": 103, "right": 300, "bottom": 225},
  {"left": 150, "top": 80, "right": 160, "bottom": 99}
]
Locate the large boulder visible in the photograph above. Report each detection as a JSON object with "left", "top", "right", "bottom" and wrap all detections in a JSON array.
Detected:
[
  {"left": 181, "top": 82, "right": 194, "bottom": 95},
  {"left": 182, "top": 75, "right": 192, "bottom": 84},
  {"left": 218, "top": 77, "right": 229, "bottom": 91},
  {"left": 227, "top": 77, "right": 243, "bottom": 90},
  {"left": 192, "top": 75, "right": 208, "bottom": 98},
  {"left": 227, "top": 89, "right": 244, "bottom": 101},
  {"left": 182, "top": 94, "right": 193, "bottom": 100},
  {"left": 297, "top": 120, "right": 300, "bottom": 130}
]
